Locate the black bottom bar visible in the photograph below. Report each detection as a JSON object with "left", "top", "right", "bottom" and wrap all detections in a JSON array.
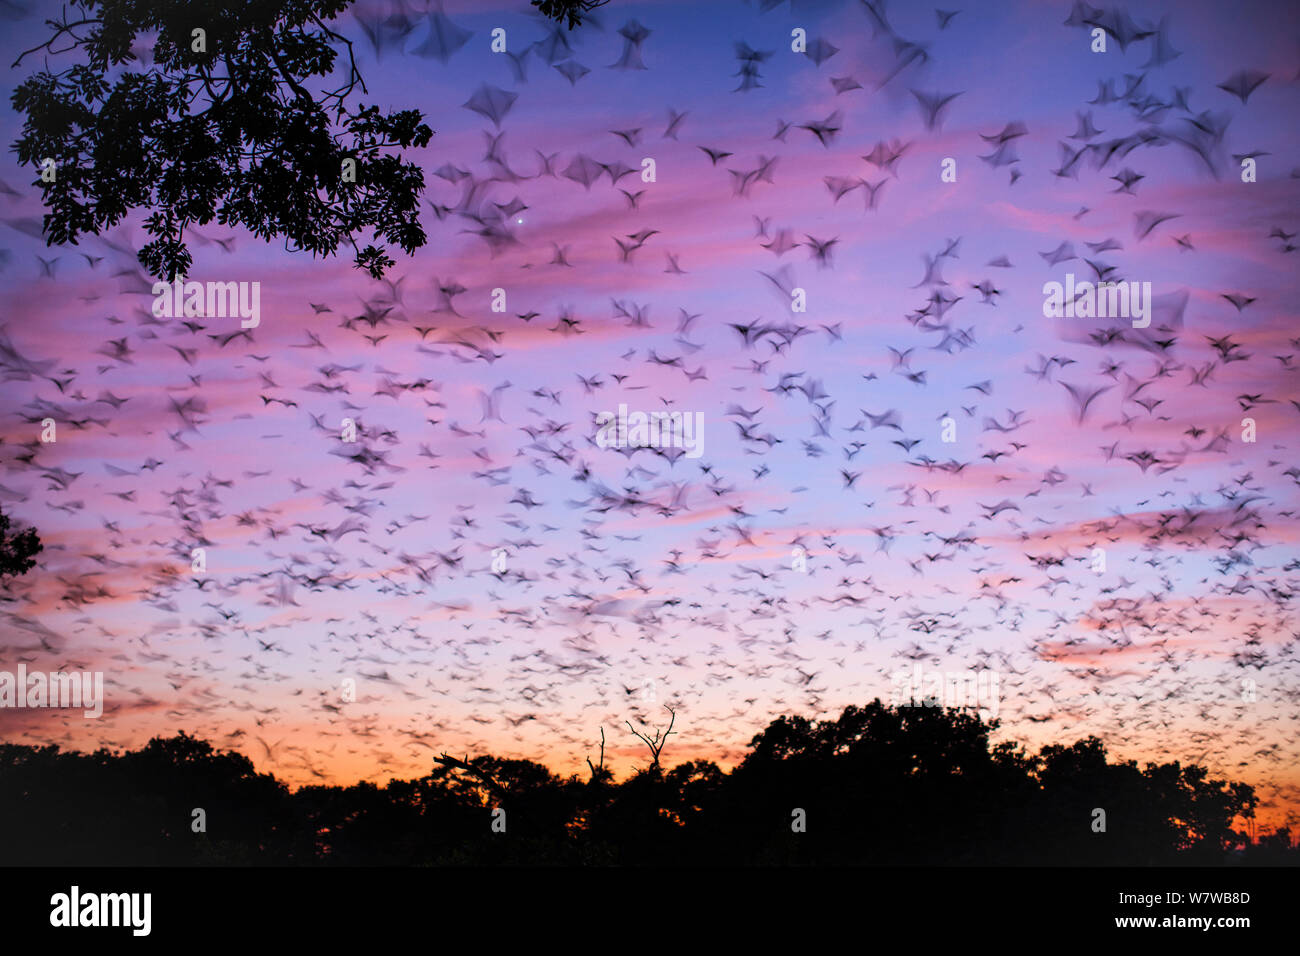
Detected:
[{"left": 8, "top": 864, "right": 1296, "bottom": 942}]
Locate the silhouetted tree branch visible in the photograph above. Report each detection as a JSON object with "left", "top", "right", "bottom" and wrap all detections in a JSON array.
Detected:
[
  {"left": 0, "top": 509, "right": 42, "bottom": 579},
  {"left": 11, "top": 0, "right": 432, "bottom": 280},
  {"left": 435, "top": 752, "right": 509, "bottom": 803},
  {"left": 587, "top": 723, "right": 611, "bottom": 785},
  {"left": 531, "top": 0, "right": 610, "bottom": 30},
  {"left": 626, "top": 706, "right": 675, "bottom": 771}
]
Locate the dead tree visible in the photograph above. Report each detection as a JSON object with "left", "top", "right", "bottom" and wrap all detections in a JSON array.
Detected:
[
  {"left": 585, "top": 726, "right": 611, "bottom": 785},
  {"left": 625, "top": 706, "right": 676, "bottom": 771}
]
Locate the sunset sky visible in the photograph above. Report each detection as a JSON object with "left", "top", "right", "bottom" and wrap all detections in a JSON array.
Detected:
[{"left": 0, "top": 0, "right": 1297, "bottom": 835}]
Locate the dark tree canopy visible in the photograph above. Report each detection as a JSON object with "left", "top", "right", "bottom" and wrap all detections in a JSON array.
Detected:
[
  {"left": 11, "top": 0, "right": 433, "bottom": 279},
  {"left": 530, "top": 0, "right": 610, "bottom": 30},
  {"left": 0, "top": 508, "right": 41, "bottom": 578},
  {"left": 0, "top": 702, "right": 1284, "bottom": 866}
]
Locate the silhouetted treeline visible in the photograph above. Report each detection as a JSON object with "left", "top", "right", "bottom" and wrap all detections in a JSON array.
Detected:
[{"left": 1, "top": 701, "right": 1293, "bottom": 866}]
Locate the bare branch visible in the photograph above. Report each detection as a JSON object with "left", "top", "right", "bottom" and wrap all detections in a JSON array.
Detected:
[
  {"left": 585, "top": 726, "right": 606, "bottom": 781},
  {"left": 435, "top": 752, "right": 508, "bottom": 803},
  {"left": 12, "top": 13, "right": 102, "bottom": 68},
  {"left": 625, "top": 705, "right": 676, "bottom": 769}
]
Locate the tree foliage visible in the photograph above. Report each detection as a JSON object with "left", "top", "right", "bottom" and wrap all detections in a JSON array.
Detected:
[
  {"left": 530, "top": 0, "right": 610, "bottom": 30},
  {"left": 0, "top": 701, "right": 1281, "bottom": 865},
  {"left": 11, "top": 0, "right": 433, "bottom": 279},
  {"left": 0, "top": 508, "right": 42, "bottom": 579}
]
